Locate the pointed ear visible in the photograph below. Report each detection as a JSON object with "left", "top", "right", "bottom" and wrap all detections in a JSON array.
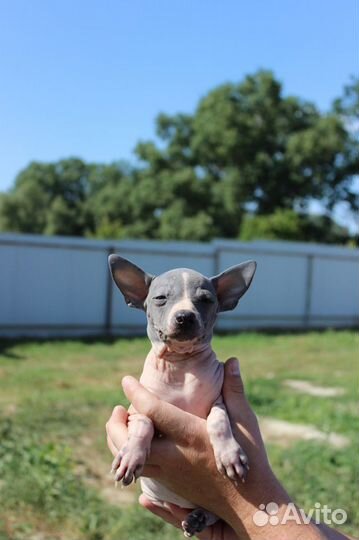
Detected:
[
  {"left": 108, "top": 254, "right": 154, "bottom": 310},
  {"left": 211, "top": 260, "right": 257, "bottom": 312}
]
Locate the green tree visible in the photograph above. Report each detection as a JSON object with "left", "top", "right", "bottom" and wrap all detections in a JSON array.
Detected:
[
  {"left": 331, "top": 77, "right": 359, "bottom": 213},
  {"left": 133, "top": 71, "right": 357, "bottom": 240},
  {"left": 0, "top": 72, "right": 357, "bottom": 244},
  {"left": 0, "top": 159, "right": 93, "bottom": 236},
  {"left": 239, "top": 209, "right": 351, "bottom": 244}
]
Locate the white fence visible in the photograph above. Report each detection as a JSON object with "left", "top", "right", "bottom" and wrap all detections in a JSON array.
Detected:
[{"left": 0, "top": 233, "right": 358, "bottom": 337}]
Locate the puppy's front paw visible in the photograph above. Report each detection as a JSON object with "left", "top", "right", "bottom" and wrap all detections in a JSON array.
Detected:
[
  {"left": 111, "top": 444, "right": 147, "bottom": 486},
  {"left": 214, "top": 440, "right": 249, "bottom": 482}
]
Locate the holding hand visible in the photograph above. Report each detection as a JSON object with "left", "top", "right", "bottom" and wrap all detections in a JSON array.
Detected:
[{"left": 106, "top": 359, "right": 349, "bottom": 540}]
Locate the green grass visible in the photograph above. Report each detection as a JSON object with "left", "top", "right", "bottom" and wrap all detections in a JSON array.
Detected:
[{"left": 0, "top": 331, "right": 358, "bottom": 539}]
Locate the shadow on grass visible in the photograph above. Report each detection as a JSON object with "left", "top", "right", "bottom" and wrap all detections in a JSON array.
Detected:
[
  {"left": 0, "top": 335, "right": 142, "bottom": 360},
  {"left": 0, "top": 342, "right": 25, "bottom": 360},
  {"left": 0, "top": 327, "right": 355, "bottom": 360}
]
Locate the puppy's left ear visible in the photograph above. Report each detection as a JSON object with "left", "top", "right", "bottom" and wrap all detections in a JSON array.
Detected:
[{"left": 211, "top": 260, "right": 257, "bottom": 312}]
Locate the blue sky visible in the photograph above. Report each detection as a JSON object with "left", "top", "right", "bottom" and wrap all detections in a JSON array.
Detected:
[{"left": 0, "top": 0, "right": 357, "bottom": 198}]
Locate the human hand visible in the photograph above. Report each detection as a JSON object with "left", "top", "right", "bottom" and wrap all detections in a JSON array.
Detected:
[
  {"left": 106, "top": 358, "right": 294, "bottom": 538},
  {"left": 138, "top": 495, "right": 239, "bottom": 540},
  {"left": 106, "top": 358, "right": 336, "bottom": 539}
]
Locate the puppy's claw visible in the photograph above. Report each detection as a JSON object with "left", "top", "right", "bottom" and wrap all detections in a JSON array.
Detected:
[
  {"left": 215, "top": 441, "right": 249, "bottom": 482},
  {"left": 111, "top": 457, "right": 121, "bottom": 474},
  {"left": 181, "top": 521, "right": 193, "bottom": 538}
]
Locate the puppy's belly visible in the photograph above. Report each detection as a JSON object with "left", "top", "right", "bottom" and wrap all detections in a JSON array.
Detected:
[
  {"left": 140, "top": 356, "right": 224, "bottom": 418},
  {"left": 141, "top": 478, "right": 195, "bottom": 508},
  {"left": 138, "top": 356, "right": 224, "bottom": 506}
]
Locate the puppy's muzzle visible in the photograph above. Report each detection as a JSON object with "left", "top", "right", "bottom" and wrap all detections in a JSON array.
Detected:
[
  {"left": 168, "top": 310, "right": 201, "bottom": 340},
  {"left": 175, "top": 310, "right": 196, "bottom": 327}
]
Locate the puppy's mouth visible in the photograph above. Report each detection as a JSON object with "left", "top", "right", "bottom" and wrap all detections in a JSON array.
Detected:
[
  {"left": 164, "top": 336, "right": 204, "bottom": 354},
  {"left": 152, "top": 326, "right": 208, "bottom": 356},
  {"left": 158, "top": 328, "right": 205, "bottom": 342}
]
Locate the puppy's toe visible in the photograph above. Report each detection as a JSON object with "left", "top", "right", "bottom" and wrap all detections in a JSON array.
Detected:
[
  {"left": 181, "top": 508, "right": 207, "bottom": 537},
  {"left": 215, "top": 441, "right": 249, "bottom": 482}
]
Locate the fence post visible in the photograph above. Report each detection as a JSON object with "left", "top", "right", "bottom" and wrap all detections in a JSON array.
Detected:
[{"left": 304, "top": 255, "right": 314, "bottom": 327}]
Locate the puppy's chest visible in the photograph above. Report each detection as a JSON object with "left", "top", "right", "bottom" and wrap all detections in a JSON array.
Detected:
[{"left": 139, "top": 355, "right": 223, "bottom": 419}]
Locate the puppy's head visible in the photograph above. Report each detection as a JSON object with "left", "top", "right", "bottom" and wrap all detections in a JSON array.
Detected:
[{"left": 109, "top": 255, "right": 256, "bottom": 354}]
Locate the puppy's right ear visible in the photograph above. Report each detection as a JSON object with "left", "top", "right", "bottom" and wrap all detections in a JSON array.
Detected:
[{"left": 108, "top": 255, "right": 154, "bottom": 310}]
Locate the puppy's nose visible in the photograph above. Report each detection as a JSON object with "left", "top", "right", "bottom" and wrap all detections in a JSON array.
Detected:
[{"left": 175, "top": 310, "right": 196, "bottom": 326}]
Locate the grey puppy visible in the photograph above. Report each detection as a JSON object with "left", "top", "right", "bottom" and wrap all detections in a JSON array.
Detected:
[{"left": 109, "top": 255, "right": 256, "bottom": 537}]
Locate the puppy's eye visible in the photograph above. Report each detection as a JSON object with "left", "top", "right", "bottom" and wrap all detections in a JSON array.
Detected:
[
  {"left": 198, "top": 293, "right": 215, "bottom": 304},
  {"left": 153, "top": 295, "right": 167, "bottom": 305}
]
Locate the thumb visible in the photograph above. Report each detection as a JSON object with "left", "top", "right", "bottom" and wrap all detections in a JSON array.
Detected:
[
  {"left": 106, "top": 405, "right": 129, "bottom": 454},
  {"left": 222, "top": 357, "right": 247, "bottom": 421},
  {"left": 223, "top": 357, "right": 245, "bottom": 394}
]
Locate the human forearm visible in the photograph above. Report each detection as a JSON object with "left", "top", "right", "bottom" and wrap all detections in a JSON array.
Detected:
[
  {"left": 228, "top": 479, "right": 325, "bottom": 539},
  {"left": 106, "top": 361, "right": 352, "bottom": 540}
]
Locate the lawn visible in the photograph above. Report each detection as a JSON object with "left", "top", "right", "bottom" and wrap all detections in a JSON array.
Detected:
[{"left": 0, "top": 331, "right": 358, "bottom": 539}]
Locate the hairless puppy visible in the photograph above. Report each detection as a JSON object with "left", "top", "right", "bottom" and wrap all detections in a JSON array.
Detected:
[{"left": 108, "top": 255, "right": 256, "bottom": 537}]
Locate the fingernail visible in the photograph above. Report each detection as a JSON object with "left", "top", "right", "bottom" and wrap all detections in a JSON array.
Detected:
[
  {"left": 122, "top": 376, "right": 136, "bottom": 392},
  {"left": 122, "top": 375, "right": 132, "bottom": 387},
  {"left": 230, "top": 358, "right": 240, "bottom": 375}
]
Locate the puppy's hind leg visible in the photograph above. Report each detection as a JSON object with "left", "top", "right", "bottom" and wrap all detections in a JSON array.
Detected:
[{"left": 181, "top": 508, "right": 218, "bottom": 538}]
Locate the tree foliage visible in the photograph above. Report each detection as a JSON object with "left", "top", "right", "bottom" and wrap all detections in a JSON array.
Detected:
[
  {"left": 240, "top": 209, "right": 352, "bottom": 244},
  {"left": 0, "top": 71, "right": 357, "bottom": 244}
]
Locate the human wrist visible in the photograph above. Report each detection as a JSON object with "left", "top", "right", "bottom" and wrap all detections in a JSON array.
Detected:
[
  {"left": 227, "top": 470, "right": 288, "bottom": 535},
  {"left": 227, "top": 472, "right": 326, "bottom": 540},
  {"left": 229, "top": 473, "right": 327, "bottom": 540}
]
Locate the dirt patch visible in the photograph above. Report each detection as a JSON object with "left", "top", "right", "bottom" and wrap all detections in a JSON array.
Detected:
[
  {"left": 259, "top": 417, "right": 349, "bottom": 449},
  {"left": 284, "top": 379, "right": 345, "bottom": 397},
  {"left": 75, "top": 438, "right": 137, "bottom": 506},
  {"left": 3, "top": 403, "right": 17, "bottom": 416},
  {"left": 1, "top": 510, "right": 67, "bottom": 540}
]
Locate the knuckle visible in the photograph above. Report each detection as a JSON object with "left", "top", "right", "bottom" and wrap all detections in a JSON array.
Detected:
[
  {"left": 183, "top": 427, "right": 194, "bottom": 446},
  {"left": 138, "top": 396, "right": 159, "bottom": 419},
  {"left": 142, "top": 402, "right": 157, "bottom": 419}
]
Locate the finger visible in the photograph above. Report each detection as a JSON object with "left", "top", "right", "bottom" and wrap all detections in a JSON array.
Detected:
[
  {"left": 139, "top": 494, "right": 182, "bottom": 529},
  {"left": 107, "top": 435, "right": 119, "bottom": 457},
  {"left": 122, "top": 376, "right": 195, "bottom": 443},
  {"left": 107, "top": 404, "right": 128, "bottom": 425},
  {"left": 106, "top": 405, "right": 129, "bottom": 449},
  {"left": 163, "top": 502, "right": 192, "bottom": 522},
  {"left": 140, "top": 496, "right": 213, "bottom": 540},
  {"left": 223, "top": 358, "right": 262, "bottom": 446},
  {"left": 222, "top": 358, "right": 249, "bottom": 422}
]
